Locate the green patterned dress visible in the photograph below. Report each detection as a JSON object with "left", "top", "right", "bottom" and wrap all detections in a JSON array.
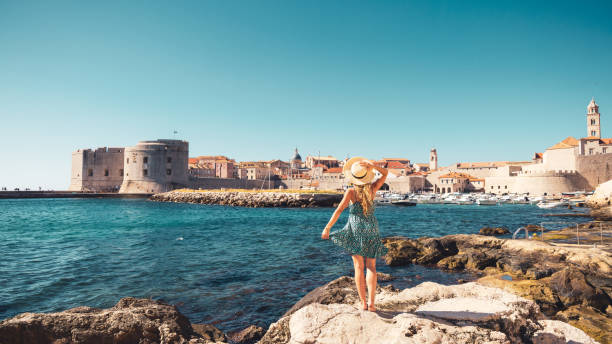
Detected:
[{"left": 330, "top": 201, "right": 388, "bottom": 258}]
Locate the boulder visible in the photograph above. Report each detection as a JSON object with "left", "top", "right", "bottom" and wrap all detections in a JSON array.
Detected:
[
  {"left": 226, "top": 324, "right": 265, "bottom": 344},
  {"left": 586, "top": 179, "right": 612, "bottom": 209},
  {"left": 549, "top": 268, "right": 611, "bottom": 312},
  {"left": 479, "top": 226, "right": 510, "bottom": 236},
  {"left": 260, "top": 277, "right": 596, "bottom": 344},
  {"left": 533, "top": 320, "right": 599, "bottom": 344},
  {"left": 0, "top": 297, "right": 226, "bottom": 344}
]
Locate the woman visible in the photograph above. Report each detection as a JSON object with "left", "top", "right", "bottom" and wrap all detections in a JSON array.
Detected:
[{"left": 321, "top": 157, "right": 388, "bottom": 312}]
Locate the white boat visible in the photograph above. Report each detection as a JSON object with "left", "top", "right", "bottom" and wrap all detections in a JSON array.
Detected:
[
  {"left": 391, "top": 199, "right": 417, "bottom": 206},
  {"left": 476, "top": 199, "right": 497, "bottom": 205},
  {"left": 455, "top": 196, "right": 474, "bottom": 205},
  {"left": 536, "top": 201, "right": 565, "bottom": 209},
  {"left": 511, "top": 196, "right": 530, "bottom": 204},
  {"left": 375, "top": 198, "right": 391, "bottom": 205},
  {"left": 529, "top": 196, "right": 545, "bottom": 205}
]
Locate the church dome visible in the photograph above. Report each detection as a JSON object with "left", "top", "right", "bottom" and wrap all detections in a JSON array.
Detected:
[{"left": 292, "top": 148, "right": 302, "bottom": 161}]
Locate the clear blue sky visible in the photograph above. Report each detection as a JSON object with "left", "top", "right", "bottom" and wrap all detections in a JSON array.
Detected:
[{"left": 1, "top": 1, "right": 611, "bottom": 189}]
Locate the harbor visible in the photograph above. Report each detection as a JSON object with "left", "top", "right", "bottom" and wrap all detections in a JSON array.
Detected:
[{"left": 375, "top": 191, "right": 590, "bottom": 208}]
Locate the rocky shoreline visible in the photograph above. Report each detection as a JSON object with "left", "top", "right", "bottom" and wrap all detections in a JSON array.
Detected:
[
  {"left": 2, "top": 228, "right": 609, "bottom": 343},
  {"left": 150, "top": 190, "right": 343, "bottom": 208},
  {"left": 383, "top": 232, "right": 612, "bottom": 343}
]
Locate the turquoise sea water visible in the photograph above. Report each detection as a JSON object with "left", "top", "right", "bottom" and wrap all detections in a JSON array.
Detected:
[{"left": 0, "top": 199, "right": 589, "bottom": 332}]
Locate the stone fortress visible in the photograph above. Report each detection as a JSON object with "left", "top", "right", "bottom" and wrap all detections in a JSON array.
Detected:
[
  {"left": 70, "top": 99, "right": 612, "bottom": 195},
  {"left": 69, "top": 140, "right": 189, "bottom": 193}
]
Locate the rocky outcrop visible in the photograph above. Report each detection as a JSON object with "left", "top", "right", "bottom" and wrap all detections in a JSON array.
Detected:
[
  {"left": 479, "top": 226, "right": 510, "bottom": 236},
  {"left": 586, "top": 179, "right": 612, "bottom": 220},
  {"left": 382, "top": 234, "right": 612, "bottom": 343},
  {"left": 260, "top": 277, "right": 598, "bottom": 344},
  {"left": 150, "top": 190, "right": 342, "bottom": 208},
  {"left": 586, "top": 179, "right": 612, "bottom": 209},
  {"left": 0, "top": 298, "right": 227, "bottom": 344},
  {"left": 226, "top": 324, "right": 265, "bottom": 344}
]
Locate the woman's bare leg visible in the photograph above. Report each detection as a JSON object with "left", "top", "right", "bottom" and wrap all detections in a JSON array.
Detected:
[
  {"left": 365, "top": 257, "right": 377, "bottom": 311},
  {"left": 351, "top": 255, "right": 367, "bottom": 310}
]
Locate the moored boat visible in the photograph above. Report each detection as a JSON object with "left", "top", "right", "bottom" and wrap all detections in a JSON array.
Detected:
[{"left": 536, "top": 201, "right": 565, "bottom": 209}]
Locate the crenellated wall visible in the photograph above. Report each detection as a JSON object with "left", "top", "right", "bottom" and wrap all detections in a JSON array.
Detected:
[{"left": 68, "top": 147, "right": 125, "bottom": 192}]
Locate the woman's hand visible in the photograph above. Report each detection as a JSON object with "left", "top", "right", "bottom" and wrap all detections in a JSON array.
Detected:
[
  {"left": 321, "top": 227, "right": 330, "bottom": 240},
  {"left": 359, "top": 160, "right": 374, "bottom": 168}
]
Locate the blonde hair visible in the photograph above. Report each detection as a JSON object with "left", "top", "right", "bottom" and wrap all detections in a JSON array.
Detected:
[{"left": 353, "top": 184, "right": 374, "bottom": 216}]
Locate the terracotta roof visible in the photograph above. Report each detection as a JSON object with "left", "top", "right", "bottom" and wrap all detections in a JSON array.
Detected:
[
  {"left": 313, "top": 164, "right": 327, "bottom": 169},
  {"left": 469, "top": 178, "right": 485, "bottom": 182},
  {"left": 581, "top": 136, "right": 601, "bottom": 140},
  {"left": 548, "top": 136, "right": 579, "bottom": 150},
  {"left": 439, "top": 172, "right": 476, "bottom": 180},
  {"left": 188, "top": 158, "right": 198, "bottom": 164},
  {"left": 194, "top": 155, "right": 232, "bottom": 161},
  {"left": 325, "top": 167, "right": 343, "bottom": 173},
  {"left": 533, "top": 152, "right": 543, "bottom": 159},
  {"left": 387, "top": 161, "right": 407, "bottom": 169},
  {"left": 601, "top": 138, "right": 612, "bottom": 145}
]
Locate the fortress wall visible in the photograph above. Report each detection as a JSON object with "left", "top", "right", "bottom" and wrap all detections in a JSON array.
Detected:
[
  {"left": 386, "top": 176, "right": 426, "bottom": 193},
  {"left": 485, "top": 175, "right": 582, "bottom": 196},
  {"left": 576, "top": 153, "right": 612, "bottom": 189},
  {"left": 69, "top": 148, "right": 125, "bottom": 192},
  {"left": 119, "top": 140, "right": 189, "bottom": 193}
]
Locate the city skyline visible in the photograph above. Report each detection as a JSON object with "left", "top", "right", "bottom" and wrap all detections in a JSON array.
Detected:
[{"left": 1, "top": 1, "right": 611, "bottom": 189}]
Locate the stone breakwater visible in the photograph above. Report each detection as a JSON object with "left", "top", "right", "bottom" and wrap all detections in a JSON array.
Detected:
[
  {"left": 382, "top": 233, "right": 612, "bottom": 343},
  {"left": 150, "top": 190, "right": 343, "bottom": 208}
]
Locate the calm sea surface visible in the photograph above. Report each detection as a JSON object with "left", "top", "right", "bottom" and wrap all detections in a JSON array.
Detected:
[{"left": 0, "top": 198, "right": 589, "bottom": 332}]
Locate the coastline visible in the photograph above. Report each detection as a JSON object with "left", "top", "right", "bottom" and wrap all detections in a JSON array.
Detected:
[{"left": 2, "top": 222, "right": 609, "bottom": 343}]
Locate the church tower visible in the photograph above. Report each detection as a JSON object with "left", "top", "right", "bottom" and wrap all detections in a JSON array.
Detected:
[
  {"left": 429, "top": 148, "right": 438, "bottom": 171},
  {"left": 587, "top": 98, "right": 601, "bottom": 138}
]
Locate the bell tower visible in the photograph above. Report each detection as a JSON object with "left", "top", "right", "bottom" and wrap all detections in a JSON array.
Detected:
[
  {"left": 429, "top": 148, "right": 438, "bottom": 171},
  {"left": 587, "top": 98, "right": 601, "bottom": 138}
]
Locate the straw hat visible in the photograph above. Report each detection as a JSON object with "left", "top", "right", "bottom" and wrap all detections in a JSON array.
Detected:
[{"left": 343, "top": 157, "right": 375, "bottom": 185}]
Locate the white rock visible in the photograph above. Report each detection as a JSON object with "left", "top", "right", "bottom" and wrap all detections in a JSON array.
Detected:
[{"left": 533, "top": 320, "right": 599, "bottom": 344}]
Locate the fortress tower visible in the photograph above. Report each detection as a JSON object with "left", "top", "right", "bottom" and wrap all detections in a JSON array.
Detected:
[
  {"left": 429, "top": 148, "right": 438, "bottom": 171},
  {"left": 119, "top": 139, "right": 189, "bottom": 193},
  {"left": 587, "top": 98, "right": 601, "bottom": 138}
]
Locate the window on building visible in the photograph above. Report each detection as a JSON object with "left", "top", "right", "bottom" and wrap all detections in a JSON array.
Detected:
[
  {"left": 589, "top": 148, "right": 594, "bottom": 155},
  {"left": 505, "top": 185, "right": 507, "bottom": 189},
  {"left": 143, "top": 157, "right": 148, "bottom": 163},
  {"left": 498, "top": 186, "right": 500, "bottom": 189},
  {"left": 120, "top": 169, "right": 124, "bottom": 176},
  {"left": 104, "top": 169, "right": 109, "bottom": 176},
  {"left": 604, "top": 148, "right": 608, "bottom": 154},
  {"left": 591, "top": 119, "right": 596, "bottom": 125},
  {"left": 591, "top": 131, "right": 596, "bottom": 136},
  {"left": 88, "top": 169, "right": 93, "bottom": 177},
  {"left": 167, "top": 157, "right": 172, "bottom": 163},
  {"left": 143, "top": 169, "right": 148, "bottom": 176},
  {"left": 166, "top": 169, "right": 172, "bottom": 175},
  {"left": 126, "top": 158, "right": 129, "bottom": 164}
]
